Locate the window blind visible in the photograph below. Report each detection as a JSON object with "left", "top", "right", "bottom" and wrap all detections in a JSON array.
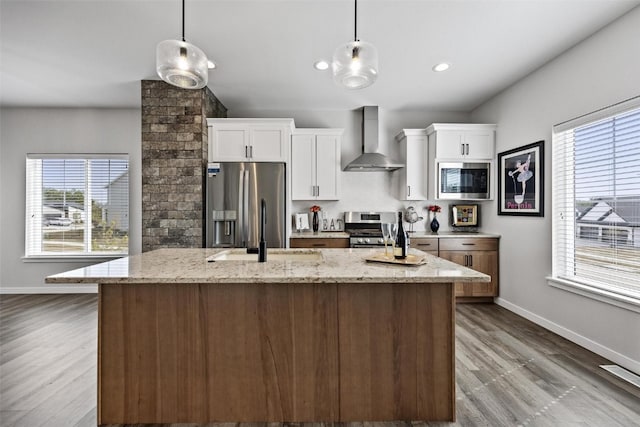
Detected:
[
  {"left": 552, "top": 97, "right": 640, "bottom": 301},
  {"left": 25, "top": 154, "right": 129, "bottom": 257}
]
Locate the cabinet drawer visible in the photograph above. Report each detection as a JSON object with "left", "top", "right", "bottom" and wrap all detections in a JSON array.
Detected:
[
  {"left": 290, "top": 238, "right": 349, "bottom": 248},
  {"left": 411, "top": 238, "right": 439, "bottom": 252},
  {"left": 439, "top": 238, "right": 498, "bottom": 251}
]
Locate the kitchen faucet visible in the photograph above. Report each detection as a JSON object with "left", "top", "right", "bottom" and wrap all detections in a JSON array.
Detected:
[{"left": 258, "top": 198, "right": 267, "bottom": 262}]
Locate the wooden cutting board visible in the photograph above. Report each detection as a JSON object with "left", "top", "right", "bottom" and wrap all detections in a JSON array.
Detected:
[{"left": 365, "top": 253, "right": 427, "bottom": 266}]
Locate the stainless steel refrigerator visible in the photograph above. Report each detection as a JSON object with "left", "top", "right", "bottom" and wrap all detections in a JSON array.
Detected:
[{"left": 206, "top": 162, "right": 286, "bottom": 248}]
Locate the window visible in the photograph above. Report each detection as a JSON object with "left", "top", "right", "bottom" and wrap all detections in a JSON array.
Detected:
[
  {"left": 551, "top": 97, "right": 640, "bottom": 308},
  {"left": 25, "top": 154, "right": 129, "bottom": 258}
]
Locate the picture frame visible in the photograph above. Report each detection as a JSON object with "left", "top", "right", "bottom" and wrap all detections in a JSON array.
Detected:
[
  {"left": 294, "top": 213, "right": 310, "bottom": 231},
  {"left": 497, "top": 140, "right": 544, "bottom": 216},
  {"left": 450, "top": 204, "right": 478, "bottom": 227}
]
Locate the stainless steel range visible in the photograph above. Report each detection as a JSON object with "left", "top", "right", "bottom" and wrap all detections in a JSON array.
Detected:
[{"left": 344, "top": 211, "right": 396, "bottom": 248}]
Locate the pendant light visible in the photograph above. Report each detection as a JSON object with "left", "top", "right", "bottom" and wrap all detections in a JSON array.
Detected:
[
  {"left": 156, "top": 0, "right": 208, "bottom": 89},
  {"left": 332, "top": 0, "right": 378, "bottom": 89}
]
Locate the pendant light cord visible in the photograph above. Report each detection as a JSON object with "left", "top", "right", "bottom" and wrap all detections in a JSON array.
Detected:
[
  {"left": 354, "top": 0, "right": 358, "bottom": 41},
  {"left": 181, "top": 0, "right": 185, "bottom": 42}
]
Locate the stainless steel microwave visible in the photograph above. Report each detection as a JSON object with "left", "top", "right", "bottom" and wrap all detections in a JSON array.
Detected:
[{"left": 437, "top": 162, "right": 491, "bottom": 200}]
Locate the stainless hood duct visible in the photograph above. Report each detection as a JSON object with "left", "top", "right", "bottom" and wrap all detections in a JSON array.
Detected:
[{"left": 344, "top": 106, "right": 404, "bottom": 171}]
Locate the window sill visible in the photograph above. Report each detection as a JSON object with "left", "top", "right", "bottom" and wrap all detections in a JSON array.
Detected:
[
  {"left": 547, "top": 277, "right": 640, "bottom": 314},
  {"left": 22, "top": 255, "right": 126, "bottom": 263}
]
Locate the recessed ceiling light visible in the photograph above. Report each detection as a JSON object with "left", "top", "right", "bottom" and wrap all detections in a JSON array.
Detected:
[
  {"left": 432, "top": 63, "right": 450, "bottom": 72},
  {"left": 207, "top": 60, "right": 216, "bottom": 70},
  {"left": 313, "top": 60, "right": 329, "bottom": 71}
]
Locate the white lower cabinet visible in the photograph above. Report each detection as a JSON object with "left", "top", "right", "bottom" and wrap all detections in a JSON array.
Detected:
[{"left": 291, "top": 129, "right": 342, "bottom": 200}]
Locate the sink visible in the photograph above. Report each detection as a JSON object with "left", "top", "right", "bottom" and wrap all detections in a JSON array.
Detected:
[{"left": 208, "top": 249, "right": 323, "bottom": 262}]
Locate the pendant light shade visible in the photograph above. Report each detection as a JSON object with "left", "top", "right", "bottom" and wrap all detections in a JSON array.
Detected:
[
  {"left": 156, "top": 0, "right": 209, "bottom": 89},
  {"left": 333, "top": 0, "right": 378, "bottom": 90},
  {"left": 332, "top": 40, "right": 378, "bottom": 89},
  {"left": 156, "top": 40, "right": 208, "bottom": 89}
]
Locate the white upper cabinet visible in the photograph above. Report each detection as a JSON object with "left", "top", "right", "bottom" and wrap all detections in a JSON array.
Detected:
[
  {"left": 291, "top": 134, "right": 316, "bottom": 200},
  {"left": 395, "top": 129, "right": 428, "bottom": 200},
  {"left": 291, "top": 129, "right": 342, "bottom": 200},
  {"left": 207, "top": 118, "right": 294, "bottom": 162},
  {"left": 427, "top": 123, "right": 496, "bottom": 160}
]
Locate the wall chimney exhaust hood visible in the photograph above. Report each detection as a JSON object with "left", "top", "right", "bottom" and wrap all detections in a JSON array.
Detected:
[{"left": 344, "top": 106, "right": 404, "bottom": 171}]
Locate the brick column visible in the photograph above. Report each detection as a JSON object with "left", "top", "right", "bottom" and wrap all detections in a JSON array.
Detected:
[{"left": 141, "top": 80, "right": 227, "bottom": 252}]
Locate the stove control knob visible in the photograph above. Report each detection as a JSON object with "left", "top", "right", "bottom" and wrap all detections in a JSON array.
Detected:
[
  {"left": 378, "top": 238, "right": 384, "bottom": 244},
  {"left": 364, "top": 238, "right": 370, "bottom": 244},
  {"left": 358, "top": 238, "right": 364, "bottom": 244}
]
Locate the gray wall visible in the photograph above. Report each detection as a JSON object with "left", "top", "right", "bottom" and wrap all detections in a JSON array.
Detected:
[
  {"left": 0, "top": 108, "right": 142, "bottom": 292},
  {"left": 471, "top": 7, "right": 640, "bottom": 372}
]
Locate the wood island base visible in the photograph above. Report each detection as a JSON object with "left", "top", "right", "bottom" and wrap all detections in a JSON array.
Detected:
[{"left": 98, "top": 281, "right": 455, "bottom": 424}]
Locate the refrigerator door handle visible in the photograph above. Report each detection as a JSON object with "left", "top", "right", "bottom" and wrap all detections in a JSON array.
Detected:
[
  {"left": 242, "top": 170, "right": 250, "bottom": 247},
  {"left": 238, "top": 168, "right": 245, "bottom": 247}
]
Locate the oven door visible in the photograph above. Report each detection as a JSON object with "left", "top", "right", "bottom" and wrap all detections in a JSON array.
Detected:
[
  {"left": 350, "top": 243, "right": 385, "bottom": 249},
  {"left": 437, "top": 162, "right": 491, "bottom": 200}
]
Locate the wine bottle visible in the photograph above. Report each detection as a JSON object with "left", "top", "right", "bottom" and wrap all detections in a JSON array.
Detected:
[{"left": 394, "top": 211, "right": 408, "bottom": 259}]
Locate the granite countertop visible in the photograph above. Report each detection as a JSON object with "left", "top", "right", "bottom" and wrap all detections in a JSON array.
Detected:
[
  {"left": 290, "top": 231, "right": 500, "bottom": 239},
  {"left": 409, "top": 231, "right": 501, "bottom": 238},
  {"left": 45, "top": 248, "right": 490, "bottom": 285},
  {"left": 290, "top": 231, "right": 349, "bottom": 238}
]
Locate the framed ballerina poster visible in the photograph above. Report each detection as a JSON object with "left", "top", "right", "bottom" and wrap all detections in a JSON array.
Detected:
[{"left": 497, "top": 140, "right": 544, "bottom": 216}]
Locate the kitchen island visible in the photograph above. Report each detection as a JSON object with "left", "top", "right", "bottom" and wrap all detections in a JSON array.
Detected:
[{"left": 46, "top": 248, "right": 490, "bottom": 425}]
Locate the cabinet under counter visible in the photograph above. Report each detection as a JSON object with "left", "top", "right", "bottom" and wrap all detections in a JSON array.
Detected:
[
  {"left": 46, "top": 248, "right": 489, "bottom": 424},
  {"left": 409, "top": 233, "right": 500, "bottom": 301}
]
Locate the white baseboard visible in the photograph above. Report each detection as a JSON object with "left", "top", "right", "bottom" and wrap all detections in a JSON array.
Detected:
[
  {"left": 495, "top": 297, "right": 640, "bottom": 375},
  {"left": 0, "top": 285, "right": 98, "bottom": 294}
]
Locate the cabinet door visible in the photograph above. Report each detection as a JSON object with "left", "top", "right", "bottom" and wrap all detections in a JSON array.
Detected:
[
  {"left": 433, "top": 129, "right": 494, "bottom": 160},
  {"left": 291, "top": 134, "right": 316, "bottom": 200},
  {"left": 315, "top": 135, "right": 340, "bottom": 200},
  {"left": 403, "top": 136, "right": 428, "bottom": 200},
  {"left": 439, "top": 249, "right": 498, "bottom": 297},
  {"left": 434, "top": 131, "right": 464, "bottom": 159},
  {"left": 466, "top": 250, "right": 498, "bottom": 296},
  {"left": 209, "top": 127, "right": 250, "bottom": 161},
  {"left": 465, "top": 131, "right": 494, "bottom": 158},
  {"left": 250, "top": 127, "right": 287, "bottom": 161}
]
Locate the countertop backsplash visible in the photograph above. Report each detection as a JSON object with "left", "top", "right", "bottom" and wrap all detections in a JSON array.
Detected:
[{"left": 291, "top": 197, "right": 493, "bottom": 234}]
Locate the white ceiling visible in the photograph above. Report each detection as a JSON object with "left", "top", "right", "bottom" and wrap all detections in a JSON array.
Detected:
[{"left": 1, "top": 0, "right": 638, "bottom": 112}]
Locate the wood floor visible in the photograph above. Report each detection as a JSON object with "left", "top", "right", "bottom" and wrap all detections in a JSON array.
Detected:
[{"left": 1, "top": 294, "right": 639, "bottom": 427}]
